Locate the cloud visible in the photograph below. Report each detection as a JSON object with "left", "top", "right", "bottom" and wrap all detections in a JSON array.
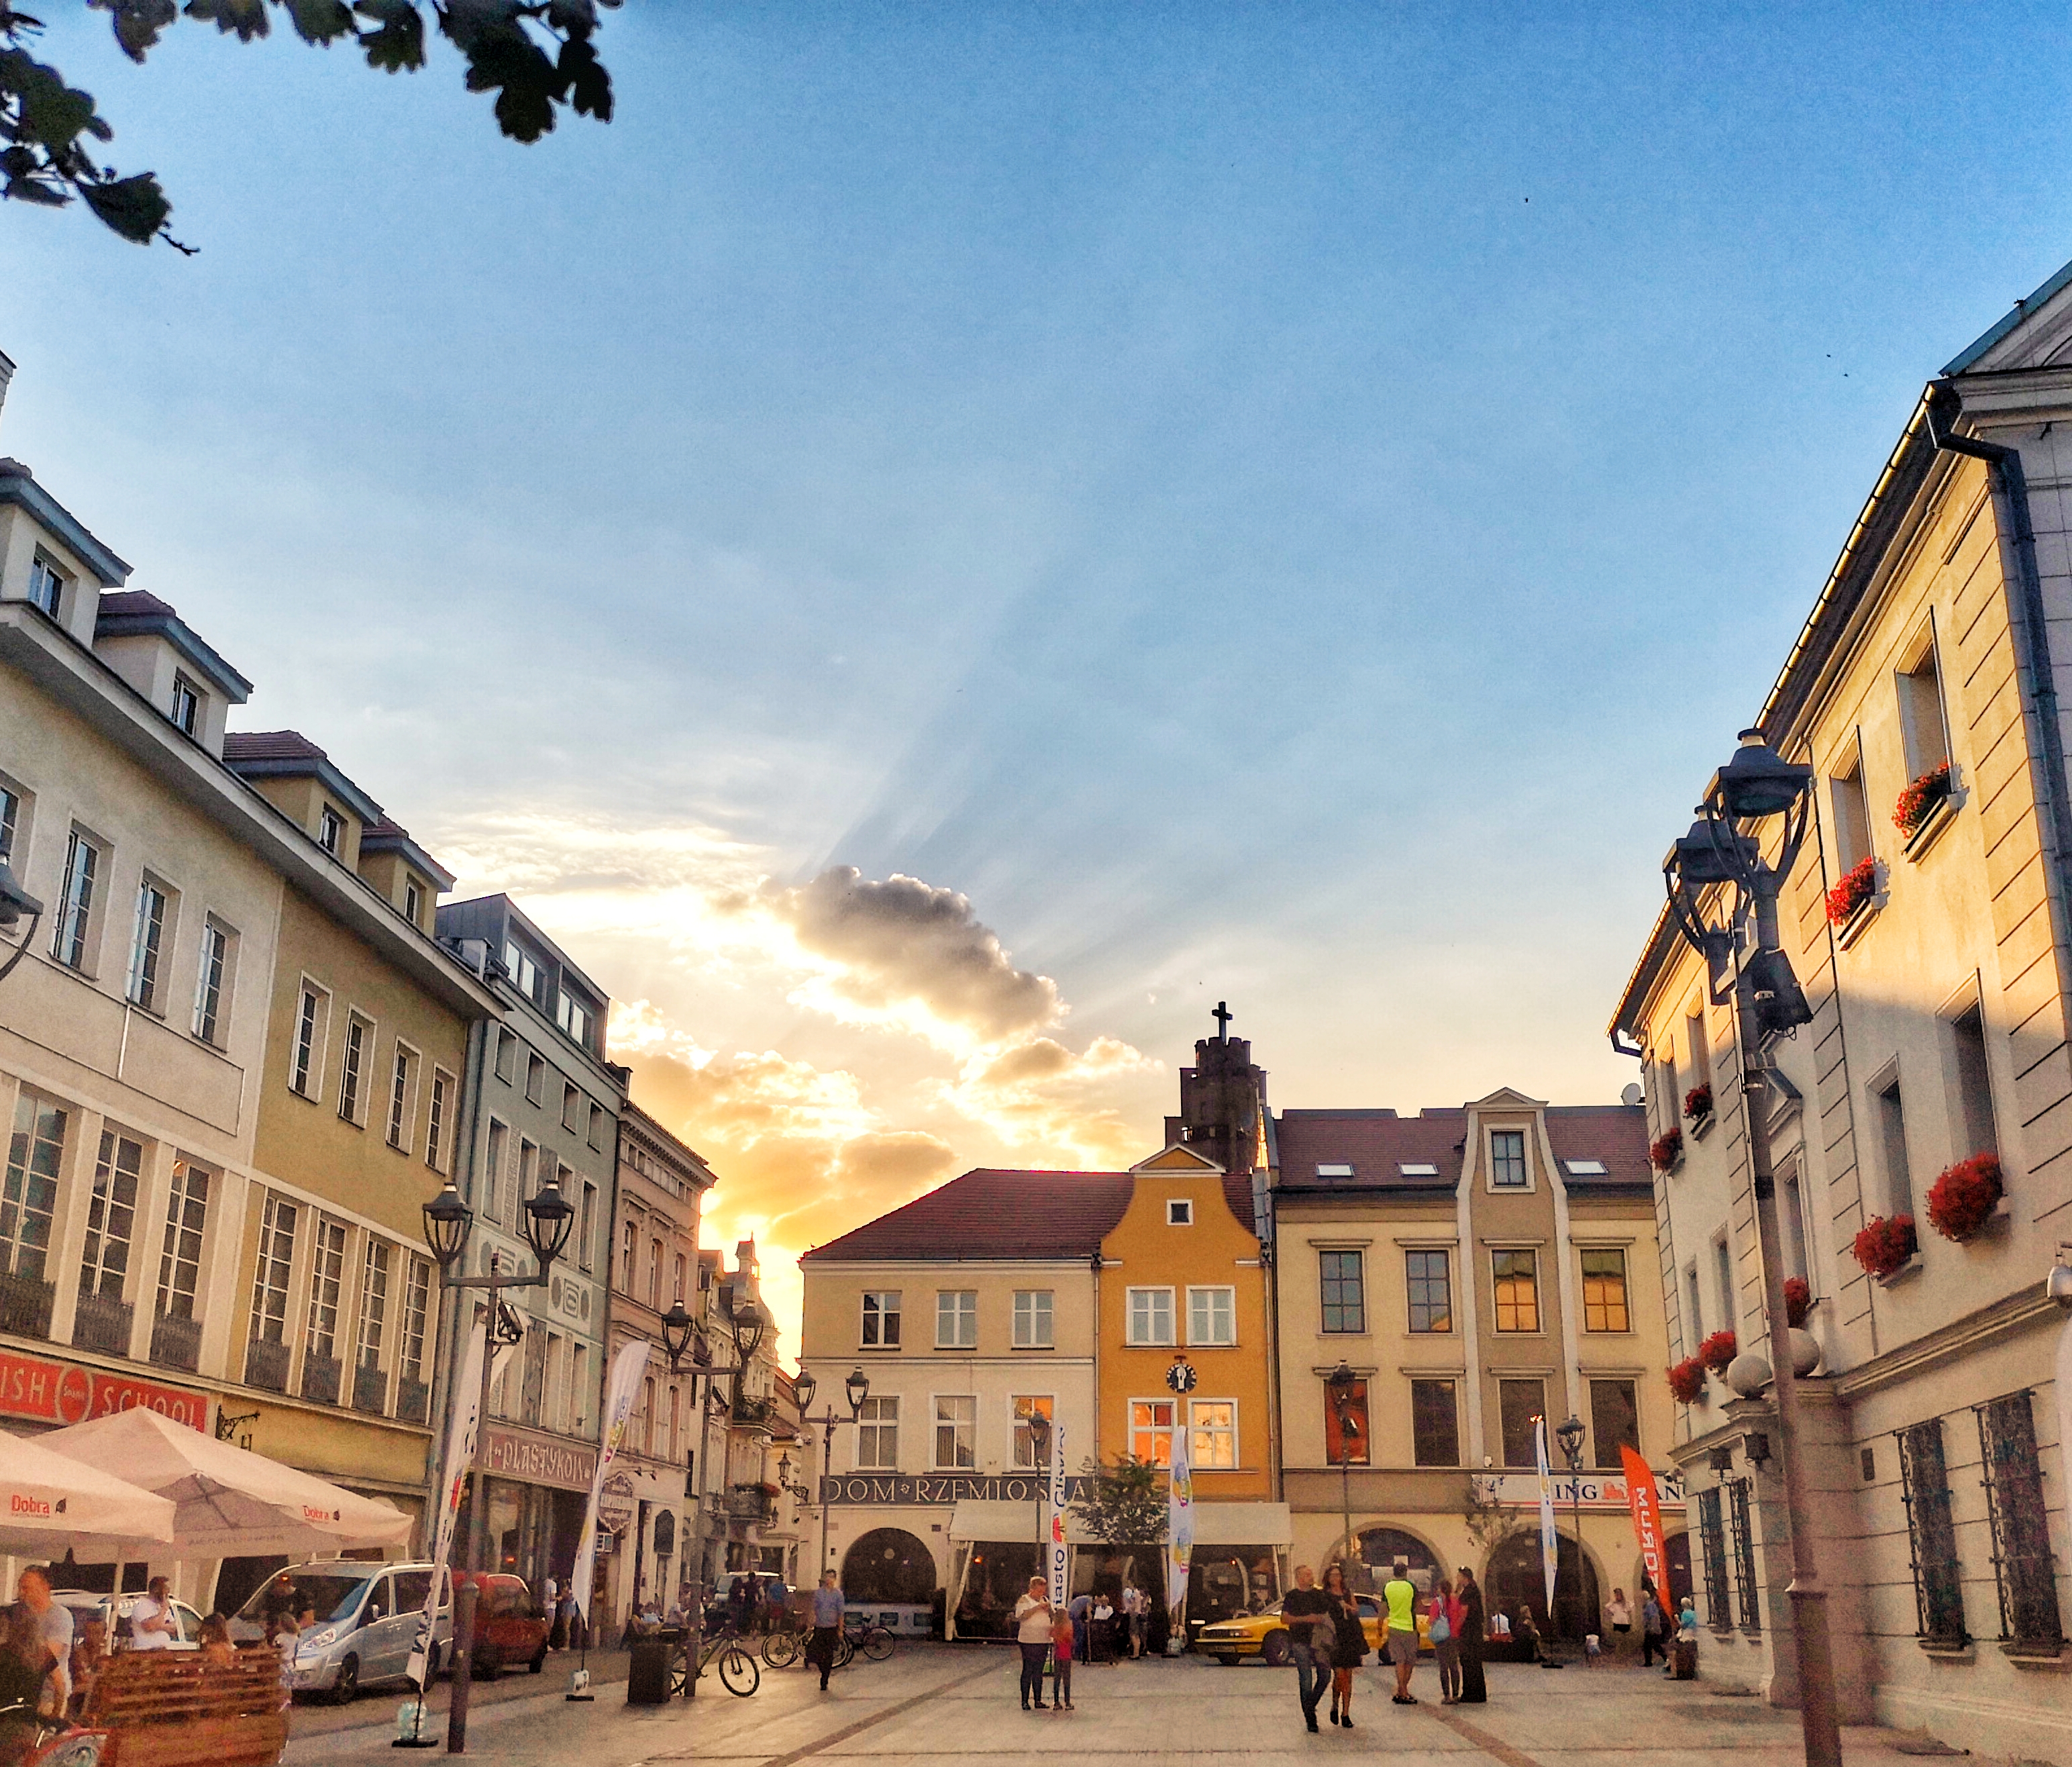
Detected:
[
  {"left": 752, "top": 867, "right": 1063, "bottom": 1048},
  {"left": 940, "top": 1033, "right": 1164, "bottom": 1168}
]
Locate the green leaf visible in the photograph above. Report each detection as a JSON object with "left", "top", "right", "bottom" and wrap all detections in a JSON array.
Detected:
[
  {"left": 282, "top": 0, "right": 354, "bottom": 44},
  {"left": 87, "top": 0, "right": 179, "bottom": 62},
  {"left": 3, "top": 175, "right": 70, "bottom": 207},
  {"left": 6, "top": 55, "right": 102, "bottom": 154},
  {"left": 557, "top": 33, "right": 607, "bottom": 121},
  {"left": 181, "top": 0, "right": 272, "bottom": 44},
  {"left": 80, "top": 168, "right": 169, "bottom": 241},
  {"left": 353, "top": 0, "right": 423, "bottom": 71}
]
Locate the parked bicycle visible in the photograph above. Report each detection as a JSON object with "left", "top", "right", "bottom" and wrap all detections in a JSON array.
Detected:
[
  {"left": 671, "top": 1619, "right": 760, "bottom": 1697},
  {"left": 762, "top": 1615, "right": 894, "bottom": 1670}
]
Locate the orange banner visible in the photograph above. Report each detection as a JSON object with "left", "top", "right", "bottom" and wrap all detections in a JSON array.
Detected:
[{"left": 1620, "top": 1445, "right": 1665, "bottom": 1593}]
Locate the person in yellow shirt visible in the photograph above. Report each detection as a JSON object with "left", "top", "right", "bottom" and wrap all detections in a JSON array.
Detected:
[{"left": 1382, "top": 1560, "right": 1420, "bottom": 1705}]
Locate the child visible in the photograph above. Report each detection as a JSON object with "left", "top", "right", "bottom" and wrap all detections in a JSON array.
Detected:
[{"left": 1049, "top": 1608, "right": 1074, "bottom": 1711}]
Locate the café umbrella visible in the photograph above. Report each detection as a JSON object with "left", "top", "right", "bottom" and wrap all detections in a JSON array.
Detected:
[
  {"left": 0, "top": 1427, "right": 176, "bottom": 1559},
  {"left": 36, "top": 1407, "right": 412, "bottom": 1557}
]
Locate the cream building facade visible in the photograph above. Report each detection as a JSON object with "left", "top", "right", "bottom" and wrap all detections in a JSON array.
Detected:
[{"left": 1611, "top": 259, "right": 2072, "bottom": 1760}]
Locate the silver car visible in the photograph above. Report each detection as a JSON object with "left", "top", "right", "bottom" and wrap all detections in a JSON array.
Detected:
[
  {"left": 228, "top": 1561, "right": 452, "bottom": 1703},
  {"left": 53, "top": 1589, "right": 207, "bottom": 1651}
]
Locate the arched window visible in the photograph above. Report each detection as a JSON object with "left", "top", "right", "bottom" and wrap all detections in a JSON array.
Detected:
[{"left": 841, "top": 1529, "right": 936, "bottom": 1604}]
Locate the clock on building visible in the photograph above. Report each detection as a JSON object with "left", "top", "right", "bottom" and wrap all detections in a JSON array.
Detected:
[{"left": 1164, "top": 1360, "right": 1197, "bottom": 1395}]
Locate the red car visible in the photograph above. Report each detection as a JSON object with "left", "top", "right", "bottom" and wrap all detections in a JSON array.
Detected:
[{"left": 452, "top": 1573, "right": 551, "bottom": 1677}]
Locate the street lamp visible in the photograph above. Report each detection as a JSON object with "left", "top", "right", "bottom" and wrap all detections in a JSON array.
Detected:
[
  {"left": 1325, "top": 1364, "right": 1361, "bottom": 1579},
  {"left": 1026, "top": 1409, "right": 1053, "bottom": 1584},
  {"left": 1554, "top": 1413, "right": 1586, "bottom": 1654},
  {"left": 1661, "top": 727, "right": 1841, "bottom": 1767},
  {"left": 801, "top": 1367, "right": 870, "bottom": 1589},
  {"left": 418, "top": 1174, "right": 574, "bottom": 1754}
]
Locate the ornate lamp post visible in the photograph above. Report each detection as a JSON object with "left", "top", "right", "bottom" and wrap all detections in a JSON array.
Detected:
[
  {"left": 1026, "top": 1408, "right": 1053, "bottom": 1585},
  {"left": 420, "top": 1174, "right": 575, "bottom": 1755},
  {"left": 1661, "top": 727, "right": 1840, "bottom": 1767},
  {"left": 1554, "top": 1413, "right": 1586, "bottom": 1652},
  {"left": 1325, "top": 1363, "right": 1361, "bottom": 1578},
  {"left": 798, "top": 1366, "right": 870, "bottom": 1588}
]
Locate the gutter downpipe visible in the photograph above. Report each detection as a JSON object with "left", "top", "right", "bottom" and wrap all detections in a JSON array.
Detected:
[{"left": 1927, "top": 381, "right": 2072, "bottom": 1040}]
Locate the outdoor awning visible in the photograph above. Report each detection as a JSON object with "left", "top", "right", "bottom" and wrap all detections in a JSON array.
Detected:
[
  {"left": 946, "top": 1501, "right": 1098, "bottom": 1545},
  {"left": 0, "top": 1427, "right": 176, "bottom": 1558},
  {"left": 1190, "top": 1503, "right": 1292, "bottom": 1547}
]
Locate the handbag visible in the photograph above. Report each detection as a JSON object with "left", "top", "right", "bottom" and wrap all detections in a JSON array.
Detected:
[{"left": 1429, "top": 1608, "right": 1451, "bottom": 1645}]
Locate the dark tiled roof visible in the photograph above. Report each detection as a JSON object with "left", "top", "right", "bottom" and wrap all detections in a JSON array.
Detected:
[
  {"left": 802, "top": 1168, "right": 1133, "bottom": 1263},
  {"left": 1543, "top": 1105, "right": 1652, "bottom": 1191},
  {"left": 1274, "top": 1104, "right": 1649, "bottom": 1193},
  {"left": 223, "top": 729, "right": 327, "bottom": 764},
  {"left": 95, "top": 590, "right": 176, "bottom": 620}
]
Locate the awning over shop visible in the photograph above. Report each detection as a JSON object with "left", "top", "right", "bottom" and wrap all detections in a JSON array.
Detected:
[
  {"left": 1192, "top": 1502, "right": 1292, "bottom": 1546},
  {"left": 947, "top": 1501, "right": 1098, "bottom": 1545}
]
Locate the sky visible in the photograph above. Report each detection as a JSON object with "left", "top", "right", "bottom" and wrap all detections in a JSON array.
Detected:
[{"left": 5, "top": 2, "right": 2072, "bottom": 1351}]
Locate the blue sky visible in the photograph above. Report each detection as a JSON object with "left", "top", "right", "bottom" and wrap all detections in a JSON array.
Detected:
[{"left": 5, "top": 2, "right": 2071, "bottom": 1337}]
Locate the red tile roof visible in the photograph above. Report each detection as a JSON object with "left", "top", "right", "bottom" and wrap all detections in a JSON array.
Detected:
[
  {"left": 223, "top": 729, "right": 328, "bottom": 764},
  {"left": 95, "top": 590, "right": 178, "bottom": 620},
  {"left": 802, "top": 1168, "right": 1134, "bottom": 1262}
]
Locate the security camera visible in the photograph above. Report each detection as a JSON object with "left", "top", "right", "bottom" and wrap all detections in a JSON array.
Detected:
[{"left": 0, "top": 856, "right": 40, "bottom": 933}]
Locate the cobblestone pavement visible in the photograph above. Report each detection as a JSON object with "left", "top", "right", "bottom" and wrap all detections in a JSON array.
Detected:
[{"left": 285, "top": 1644, "right": 1943, "bottom": 1767}]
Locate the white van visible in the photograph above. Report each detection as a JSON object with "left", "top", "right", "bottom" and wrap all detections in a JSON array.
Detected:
[{"left": 227, "top": 1561, "right": 452, "bottom": 1703}]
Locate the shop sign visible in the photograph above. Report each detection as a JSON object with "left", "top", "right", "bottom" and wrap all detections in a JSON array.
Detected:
[
  {"left": 0, "top": 1350, "right": 207, "bottom": 1433},
  {"left": 599, "top": 1470, "right": 636, "bottom": 1530},
  {"left": 1469, "top": 1470, "right": 1686, "bottom": 1511},
  {"left": 481, "top": 1425, "right": 599, "bottom": 1493},
  {"left": 821, "top": 1474, "right": 1093, "bottom": 1506}
]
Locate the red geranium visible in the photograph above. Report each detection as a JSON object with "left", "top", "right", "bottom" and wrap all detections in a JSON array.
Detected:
[
  {"left": 1782, "top": 1276, "right": 1812, "bottom": 1328},
  {"left": 1853, "top": 1213, "right": 1918, "bottom": 1278},
  {"left": 1650, "top": 1127, "right": 1683, "bottom": 1172},
  {"left": 1667, "top": 1358, "right": 1706, "bottom": 1405},
  {"left": 1894, "top": 764, "right": 1953, "bottom": 837},
  {"left": 1684, "top": 1084, "right": 1714, "bottom": 1123},
  {"left": 1698, "top": 1329, "right": 1738, "bottom": 1373},
  {"left": 1926, "top": 1153, "right": 2002, "bottom": 1244},
  {"left": 1826, "top": 856, "right": 1877, "bottom": 927}
]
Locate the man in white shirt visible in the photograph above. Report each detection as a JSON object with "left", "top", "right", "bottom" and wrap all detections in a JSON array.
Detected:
[{"left": 128, "top": 1576, "right": 176, "bottom": 1651}]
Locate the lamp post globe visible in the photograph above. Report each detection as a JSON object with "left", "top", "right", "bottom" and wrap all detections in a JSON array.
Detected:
[
  {"left": 845, "top": 1367, "right": 870, "bottom": 1417},
  {"left": 1555, "top": 1414, "right": 1586, "bottom": 1470},
  {"left": 422, "top": 1180, "right": 473, "bottom": 1273},
  {"left": 660, "top": 1299, "right": 696, "bottom": 1371},
  {"left": 731, "top": 1294, "right": 768, "bottom": 1361},
  {"left": 792, "top": 1368, "right": 818, "bottom": 1417},
  {"left": 521, "top": 1178, "right": 576, "bottom": 1268},
  {"left": 1707, "top": 728, "right": 1813, "bottom": 821}
]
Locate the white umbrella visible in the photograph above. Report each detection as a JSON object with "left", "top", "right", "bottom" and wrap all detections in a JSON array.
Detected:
[
  {"left": 36, "top": 1407, "right": 412, "bottom": 1558},
  {"left": 0, "top": 1427, "right": 176, "bottom": 1559}
]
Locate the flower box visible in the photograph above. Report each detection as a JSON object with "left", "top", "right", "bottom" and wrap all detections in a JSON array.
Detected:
[
  {"left": 1926, "top": 1153, "right": 2002, "bottom": 1244},
  {"left": 1684, "top": 1084, "right": 1714, "bottom": 1127},
  {"left": 1782, "top": 1276, "right": 1812, "bottom": 1329},
  {"left": 1853, "top": 1213, "right": 1918, "bottom": 1280},
  {"left": 1698, "top": 1329, "right": 1738, "bottom": 1373},
  {"left": 1650, "top": 1127, "right": 1683, "bottom": 1174},
  {"left": 1827, "top": 856, "right": 1878, "bottom": 929},
  {"left": 1894, "top": 764, "right": 1953, "bottom": 840},
  {"left": 1667, "top": 1358, "right": 1706, "bottom": 1405}
]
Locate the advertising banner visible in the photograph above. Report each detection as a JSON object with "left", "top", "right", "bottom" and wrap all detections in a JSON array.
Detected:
[
  {"left": 1619, "top": 1446, "right": 1667, "bottom": 1596},
  {"left": 1043, "top": 1420, "right": 1068, "bottom": 1609},
  {"left": 572, "top": 1340, "right": 653, "bottom": 1624},
  {"left": 408, "top": 1320, "right": 511, "bottom": 1688},
  {"left": 1535, "top": 1417, "right": 1557, "bottom": 1624},
  {"left": 1166, "top": 1425, "right": 1193, "bottom": 1632}
]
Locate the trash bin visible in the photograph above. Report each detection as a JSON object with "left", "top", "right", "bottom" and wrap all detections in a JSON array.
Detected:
[
  {"left": 627, "top": 1639, "right": 673, "bottom": 1705},
  {"left": 1673, "top": 1639, "right": 1698, "bottom": 1680}
]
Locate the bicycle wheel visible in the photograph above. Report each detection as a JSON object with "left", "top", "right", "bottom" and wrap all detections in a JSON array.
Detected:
[
  {"left": 833, "top": 1631, "right": 856, "bottom": 1670},
  {"left": 667, "top": 1646, "right": 690, "bottom": 1698},
  {"left": 762, "top": 1629, "right": 800, "bottom": 1668},
  {"left": 861, "top": 1626, "right": 894, "bottom": 1662},
  {"left": 718, "top": 1644, "right": 761, "bottom": 1697}
]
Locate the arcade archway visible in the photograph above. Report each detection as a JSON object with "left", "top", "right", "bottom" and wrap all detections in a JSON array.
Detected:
[{"left": 842, "top": 1529, "right": 937, "bottom": 1604}]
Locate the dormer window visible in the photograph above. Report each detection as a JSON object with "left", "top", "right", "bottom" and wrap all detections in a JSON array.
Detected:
[
  {"left": 26, "top": 554, "right": 66, "bottom": 618},
  {"left": 1399, "top": 1162, "right": 1439, "bottom": 1178},
  {"left": 404, "top": 880, "right": 423, "bottom": 926},
  {"left": 503, "top": 941, "right": 541, "bottom": 1001},
  {"left": 169, "top": 674, "right": 202, "bottom": 738},
  {"left": 556, "top": 991, "right": 592, "bottom": 1048},
  {"left": 1316, "top": 1163, "right": 1354, "bottom": 1179},
  {"left": 318, "top": 805, "right": 344, "bottom": 856},
  {"left": 1563, "top": 1159, "right": 1608, "bottom": 1177}
]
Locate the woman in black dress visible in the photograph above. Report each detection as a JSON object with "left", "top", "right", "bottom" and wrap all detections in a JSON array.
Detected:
[
  {"left": 1319, "top": 1562, "right": 1368, "bottom": 1728},
  {"left": 1455, "top": 1566, "right": 1487, "bottom": 1703}
]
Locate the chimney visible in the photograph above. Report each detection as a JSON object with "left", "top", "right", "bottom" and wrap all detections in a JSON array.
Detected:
[{"left": 0, "top": 351, "right": 14, "bottom": 432}]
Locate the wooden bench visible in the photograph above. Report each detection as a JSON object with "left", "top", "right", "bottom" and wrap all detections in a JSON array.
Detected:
[{"left": 31, "top": 1646, "right": 287, "bottom": 1767}]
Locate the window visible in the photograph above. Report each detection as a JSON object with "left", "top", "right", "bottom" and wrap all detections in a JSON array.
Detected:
[
  {"left": 637, "top": 1376, "right": 655, "bottom": 1451},
  {"left": 1728, "top": 1478, "right": 1761, "bottom": 1629},
  {"left": 1975, "top": 1391, "right": 2064, "bottom": 1650},
  {"left": 79, "top": 1127, "right": 142, "bottom": 1307},
  {"left": 1319, "top": 1250, "right": 1365, "bottom": 1333},
  {"left": 562, "top": 1082, "right": 580, "bottom": 1132},
  {"left": 1406, "top": 1250, "right": 1451, "bottom": 1333},
  {"left": 401, "top": 1256, "right": 430, "bottom": 1391},
  {"left": 672, "top": 1252, "right": 686, "bottom": 1303},
  {"left": 154, "top": 1157, "right": 209, "bottom": 1324},
  {"left": 1684, "top": 1262, "right": 1704, "bottom": 1350},
  {"left": 1399, "top": 1162, "right": 1439, "bottom": 1178},
  {"left": 1187, "top": 1286, "right": 1235, "bottom": 1346},
  {"left": 588, "top": 1102, "right": 606, "bottom": 1152},
  {"left": 1490, "top": 1129, "right": 1528, "bottom": 1188},
  {"left": 358, "top": 1240, "right": 392, "bottom": 1379},
  {"left": 305, "top": 1217, "right": 348, "bottom": 1364},
  {"left": 665, "top": 1380, "right": 678, "bottom": 1458},
  {"left": 425, "top": 1069, "right": 453, "bottom": 1171},
  {"left": 580, "top": 1183, "right": 598, "bottom": 1272},
  {"left": 1875, "top": 1075, "right": 1913, "bottom": 1215},
  {"left": 125, "top": 880, "right": 168, "bottom": 1009},
  {"left": 525, "top": 1053, "right": 545, "bottom": 1105},
  {"left": 1166, "top": 1199, "right": 1193, "bottom": 1225},
  {"left": 317, "top": 805, "right": 344, "bottom": 856},
  {"left": 336, "top": 1014, "right": 372, "bottom": 1125},
  {"left": 620, "top": 1221, "right": 637, "bottom": 1293},
  {"left": 1948, "top": 1003, "right": 2000, "bottom": 1160},
  {"left": 520, "top": 1329, "right": 547, "bottom": 1426},
  {"left": 1130, "top": 1399, "right": 1175, "bottom": 1466},
  {"left": 1013, "top": 1290, "right": 1053, "bottom": 1348},
  {"left": 1778, "top": 1155, "right": 1811, "bottom": 1283},
  {"left": 936, "top": 1290, "right": 978, "bottom": 1349},
  {"left": 570, "top": 1344, "right": 588, "bottom": 1433},
  {"left": 933, "top": 1395, "right": 976, "bottom": 1470},
  {"left": 482, "top": 1121, "right": 507, "bottom": 1217},
  {"left": 52, "top": 829, "right": 99, "bottom": 970},
  {"left": 289, "top": 985, "right": 326, "bottom": 1099},
  {"left": 1012, "top": 1395, "right": 1055, "bottom": 1468},
  {"left": 1126, "top": 1287, "right": 1175, "bottom": 1346},
  {"left": 387, "top": 1045, "right": 417, "bottom": 1150},
  {"left": 1190, "top": 1400, "right": 1237, "bottom": 1469},
  {"left": 1412, "top": 1379, "right": 1461, "bottom": 1466},
  {"left": 1714, "top": 1233, "right": 1735, "bottom": 1333},
  {"left": 1316, "top": 1163, "right": 1354, "bottom": 1179},
  {"left": 1686, "top": 1008, "right": 1712, "bottom": 1093},
  {"left": 648, "top": 1239, "right": 662, "bottom": 1309},
  {"left": 556, "top": 992, "right": 592, "bottom": 1048},
  {"left": 1323, "top": 1378, "right": 1368, "bottom": 1464},
  {"left": 26, "top": 553, "right": 66, "bottom": 617},
  {"left": 1589, "top": 1378, "right": 1639, "bottom": 1469},
  {"left": 861, "top": 1291, "right": 901, "bottom": 1348},
  {"left": 168, "top": 674, "right": 201, "bottom": 738},
  {"left": 248, "top": 1195, "right": 298, "bottom": 1347},
  {"left": 192, "top": 919, "right": 231, "bottom": 1044},
  {"left": 1492, "top": 1249, "right": 1539, "bottom": 1332},
  {"left": 0, "top": 781, "right": 21, "bottom": 866},
  {"left": 1581, "top": 1248, "right": 1630, "bottom": 1332},
  {"left": 1898, "top": 626, "right": 1952, "bottom": 780},
  {"left": 516, "top": 1139, "right": 537, "bottom": 1219},
  {"left": 494, "top": 1029, "right": 515, "bottom": 1085},
  {"left": 1832, "top": 748, "right": 1873, "bottom": 872},
  {"left": 1498, "top": 1380, "right": 1544, "bottom": 1468},
  {"left": 856, "top": 1396, "right": 898, "bottom": 1470},
  {"left": 502, "top": 941, "right": 541, "bottom": 1001},
  {"left": 402, "top": 879, "right": 423, "bottom": 926},
  {"left": 1696, "top": 1487, "right": 1730, "bottom": 1631},
  {"left": 1563, "top": 1159, "right": 1607, "bottom": 1178}
]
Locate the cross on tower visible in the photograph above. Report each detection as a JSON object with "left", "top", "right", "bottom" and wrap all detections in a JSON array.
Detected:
[{"left": 1212, "top": 1000, "right": 1232, "bottom": 1043}]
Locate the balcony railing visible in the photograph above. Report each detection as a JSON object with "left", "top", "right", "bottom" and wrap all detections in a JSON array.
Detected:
[
  {"left": 150, "top": 1311, "right": 201, "bottom": 1374},
  {"left": 352, "top": 1361, "right": 389, "bottom": 1417},
  {"left": 731, "top": 1395, "right": 778, "bottom": 1430},
  {"left": 726, "top": 1484, "right": 778, "bottom": 1525},
  {"left": 0, "top": 1274, "right": 55, "bottom": 1342},
  {"left": 244, "top": 1336, "right": 289, "bottom": 1393},
  {"left": 397, "top": 1377, "right": 429, "bottom": 1425},
  {"left": 300, "top": 1352, "right": 342, "bottom": 1407},
  {"left": 71, "top": 1292, "right": 132, "bottom": 1359}
]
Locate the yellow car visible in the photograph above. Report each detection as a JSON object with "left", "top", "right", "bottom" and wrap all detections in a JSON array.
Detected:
[{"left": 1196, "top": 1595, "right": 1431, "bottom": 1665}]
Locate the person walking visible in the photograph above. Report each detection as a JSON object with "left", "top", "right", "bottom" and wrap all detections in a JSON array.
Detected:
[
  {"left": 1382, "top": 1558, "right": 1420, "bottom": 1705},
  {"left": 1606, "top": 1587, "right": 1631, "bottom": 1657},
  {"left": 1015, "top": 1577, "right": 1054, "bottom": 1711},
  {"left": 1455, "top": 1566, "right": 1487, "bottom": 1705},
  {"left": 1639, "top": 1587, "right": 1665, "bottom": 1670},
  {"left": 1319, "top": 1562, "right": 1367, "bottom": 1728},
  {"left": 1282, "top": 1564, "right": 1330, "bottom": 1733},
  {"left": 809, "top": 1571, "right": 845, "bottom": 1692},
  {"left": 1049, "top": 1606, "right": 1075, "bottom": 1711},
  {"left": 1428, "top": 1577, "right": 1463, "bottom": 1705}
]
